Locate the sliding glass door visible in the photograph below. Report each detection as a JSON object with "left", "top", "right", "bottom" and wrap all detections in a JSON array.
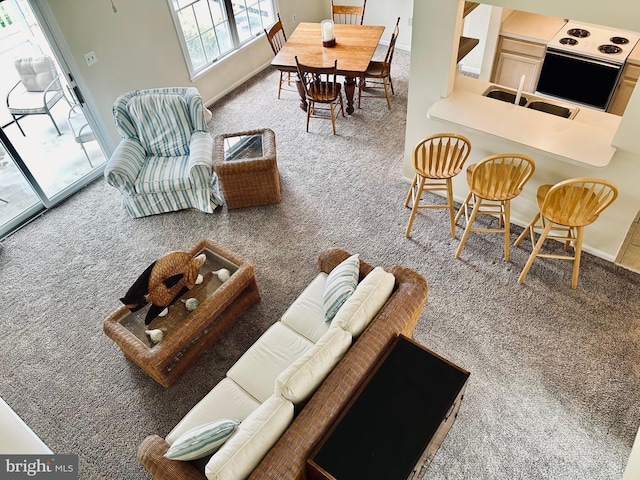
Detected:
[{"left": 0, "top": 0, "right": 107, "bottom": 239}]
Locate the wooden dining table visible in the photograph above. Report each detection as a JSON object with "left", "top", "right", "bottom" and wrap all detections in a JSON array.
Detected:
[{"left": 271, "top": 22, "right": 385, "bottom": 114}]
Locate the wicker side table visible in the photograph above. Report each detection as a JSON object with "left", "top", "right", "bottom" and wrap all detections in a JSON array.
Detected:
[{"left": 214, "top": 128, "right": 281, "bottom": 209}]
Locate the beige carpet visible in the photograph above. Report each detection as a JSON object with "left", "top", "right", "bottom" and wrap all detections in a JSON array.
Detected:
[{"left": 1, "top": 48, "right": 639, "bottom": 479}]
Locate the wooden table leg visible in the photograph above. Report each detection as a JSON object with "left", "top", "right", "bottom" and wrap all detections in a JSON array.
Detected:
[{"left": 344, "top": 76, "right": 357, "bottom": 115}]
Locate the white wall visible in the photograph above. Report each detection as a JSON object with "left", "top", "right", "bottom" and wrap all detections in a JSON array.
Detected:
[
  {"left": 44, "top": 0, "right": 325, "bottom": 147},
  {"left": 405, "top": 0, "right": 640, "bottom": 259},
  {"left": 357, "top": 0, "right": 414, "bottom": 50}
]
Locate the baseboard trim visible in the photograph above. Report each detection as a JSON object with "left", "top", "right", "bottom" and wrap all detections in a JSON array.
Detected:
[{"left": 203, "top": 61, "right": 273, "bottom": 108}]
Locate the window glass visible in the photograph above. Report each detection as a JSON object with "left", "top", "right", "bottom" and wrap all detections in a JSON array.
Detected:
[{"left": 169, "top": 0, "right": 275, "bottom": 76}]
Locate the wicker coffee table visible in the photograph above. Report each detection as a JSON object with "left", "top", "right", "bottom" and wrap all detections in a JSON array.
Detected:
[
  {"left": 103, "top": 239, "right": 260, "bottom": 387},
  {"left": 214, "top": 128, "right": 281, "bottom": 209}
]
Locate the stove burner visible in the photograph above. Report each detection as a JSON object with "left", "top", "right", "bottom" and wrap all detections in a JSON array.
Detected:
[
  {"left": 610, "top": 36, "right": 630, "bottom": 45},
  {"left": 598, "top": 44, "right": 623, "bottom": 54},
  {"left": 559, "top": 37, "right": 578, "bottom": 46},
  {"left": 567, "top": 28, "right": 590, "bottom": 38}
]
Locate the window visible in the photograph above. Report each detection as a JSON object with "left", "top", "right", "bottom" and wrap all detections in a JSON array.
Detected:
[{"left": 169, "top": 0, "right": 276, "bottom": 76}]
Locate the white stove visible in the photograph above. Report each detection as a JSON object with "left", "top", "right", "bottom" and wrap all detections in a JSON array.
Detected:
[{"left": 548, "top": 21, "right": 640, "bottom": 64}]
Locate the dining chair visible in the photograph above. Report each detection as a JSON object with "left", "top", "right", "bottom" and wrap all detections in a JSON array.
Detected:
[
  {"left": 295, "top": 56, "right": 345, "bottom": 135},
  {"left": 514, "top": 178, "right": 618, "bottom": 288},
  {"left": 264, "top": 13, "right": 294, "bottom": 99},
  {"left": 454, "top": 153, "right": 535, "bottom": 261},
  {"left": 358, "top": 17, "right": 400, "bottom": 109},
  {"left": 331, "top": 0, "right": 367, "bottom": 25},
  {"left": 404, "top": 133, "right": 471, "bottom": 238}
]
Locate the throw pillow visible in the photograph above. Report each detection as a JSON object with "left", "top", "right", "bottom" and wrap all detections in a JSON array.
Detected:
[
  {"left": 164, "top": 419, "right": 240, "bottom": 461},
  {"left": 323, "top": 254, "right": 360, "bottom": 322}
]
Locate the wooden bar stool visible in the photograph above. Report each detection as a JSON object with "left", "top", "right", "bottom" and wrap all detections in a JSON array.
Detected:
[
  {"left": 454, "top": 153, "right": 535, "bottom": 261},
  {"left": 404, "top": 133, "right": 471, "bottom": 238},
  {"left": 515, "top": 178, "right": 618, "bottom": 289}
]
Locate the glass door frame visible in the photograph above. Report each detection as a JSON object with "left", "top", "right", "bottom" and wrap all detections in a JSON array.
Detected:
[
  {"left": 31, "top": 0, "right": 114, "bottom": 157},
  {"left": 0, "top": 0, "right": 115, "bottom": 240}
]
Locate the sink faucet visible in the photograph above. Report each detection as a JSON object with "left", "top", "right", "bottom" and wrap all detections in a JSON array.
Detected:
[{"left": 514, "top": 74, "right": 525, "bottom": 106}]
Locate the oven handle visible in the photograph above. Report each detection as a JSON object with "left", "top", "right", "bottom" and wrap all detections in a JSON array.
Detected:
[{"left": 545, "top": 48, "right": 623, "bottom": 69}]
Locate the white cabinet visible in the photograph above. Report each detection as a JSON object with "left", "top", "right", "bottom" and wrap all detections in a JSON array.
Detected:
[
  {"left": 491, "top": 36, "right": 546, "bottom": 92},
  {"left": 608, "top": 63, "right": 640, "bottom": 116}
]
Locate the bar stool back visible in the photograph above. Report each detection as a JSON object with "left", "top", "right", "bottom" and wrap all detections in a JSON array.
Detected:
[
  {"left": 404, "top": 133, "right": 471, "bottom": 238},
  {"left": 454, "top": 153, "right": 535, "bottom": 261},
  {"left": 515, "top": 178, "right": 618, "bottom": 288}
]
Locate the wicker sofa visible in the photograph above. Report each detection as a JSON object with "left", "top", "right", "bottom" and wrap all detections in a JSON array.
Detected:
[{"left": 138, "top": 248, "right": 428, "bottom": 479}]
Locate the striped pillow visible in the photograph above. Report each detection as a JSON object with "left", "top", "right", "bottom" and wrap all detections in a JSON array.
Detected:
[
  {"left": 164, "top": 419, "right": 240, "bottom": 461},
  {"left": 323, "top": 254, "right": 360, "bottom": 322}
]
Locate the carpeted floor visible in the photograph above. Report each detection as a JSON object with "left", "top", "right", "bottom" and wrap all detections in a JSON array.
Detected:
[{"left": 1, "top": 47, "right": 639, "bottom": 479}]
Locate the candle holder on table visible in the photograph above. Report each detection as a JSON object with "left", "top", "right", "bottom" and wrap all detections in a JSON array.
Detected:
[{"left": 321, "top": 19, "right": 336, "bottom": 47}]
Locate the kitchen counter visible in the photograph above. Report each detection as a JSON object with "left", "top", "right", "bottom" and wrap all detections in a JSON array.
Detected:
[
  {"left": 628, "top": 41, "right": 640, "bottom": 66},
  {"left": 427, "top": 75, "right": 621, "bottom": 167},
  {"left": 500, "top": 11, "right": 566, "bottom": 43}
]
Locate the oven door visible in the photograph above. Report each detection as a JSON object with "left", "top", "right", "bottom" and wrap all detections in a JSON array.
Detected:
[{"left": 536, "top": 49, "right": 622, "bottom": 110}]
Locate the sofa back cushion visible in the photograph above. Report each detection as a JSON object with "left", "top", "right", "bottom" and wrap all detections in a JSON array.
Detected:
[
  {"left": 330, "top": 267, "right": 395, "bottom": 337},
  {"left": 280, "top": 273, "right": 330, "bottom": 343},
  {"left": 226, "top": 322, "right": 313, "bottom": 403},
  {"left": 127, "top": 93, "right": 192, "bottom": 157},
  {"left": 275, "top": 326, "right": 352, "bottom": 404},
  {"left": 205, "top": 394, "right": 294, "bottom": 480}
]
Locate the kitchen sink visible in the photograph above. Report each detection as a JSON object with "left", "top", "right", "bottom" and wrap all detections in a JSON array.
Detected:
[
  {"left": 482, "top": 86, "right": 579, "bottom": 120},
  {"left": 485, "top": 89, "right": 528, "bottom": 106},
  {"left": 526, "top": 101, "right": 575, "bottom": 119}
]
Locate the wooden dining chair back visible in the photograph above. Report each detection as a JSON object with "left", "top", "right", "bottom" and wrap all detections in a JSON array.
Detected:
[
  {"left": 331, "top": 0, "right": 367, "bottom": 25},
  {"left": 264, "top": 14, "right": 295, "bottom": 99},
  {"left": 295, "top": 56, "right": 345, "bottom": 135},
  {"left": 404, "top": 133, "right": 472, "bottom": 238},
  {"left": 358, "top": 17, "right": 400, "bottom": 109},
  {"left": 454, "top": 153, "right": 535, "bottom": 261},
  {"left": 515, "top": 178, "right": 618, "bottom": 288}
]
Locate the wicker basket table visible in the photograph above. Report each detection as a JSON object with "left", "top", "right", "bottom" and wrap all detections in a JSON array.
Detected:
[
  {"left": 214, "top": 128, "right": 281, "bottom": 209},
  {"left": 103, "top": 238, "right": 260, "bottom": 387}
]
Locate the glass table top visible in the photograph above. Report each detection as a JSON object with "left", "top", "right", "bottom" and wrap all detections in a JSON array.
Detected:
[{"left": 223, "top": 133, "right": 264, "bottom": 161}]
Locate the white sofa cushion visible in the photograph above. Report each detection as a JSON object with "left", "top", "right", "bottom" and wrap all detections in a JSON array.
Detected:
[
  {"left": 330, "top": 266, "right": 395, "bottom": 337},
  {"left": 275, "top": 326, "right": 352, "bottom": 404},
  {"left": 227, "top": 322, "right": 314, "bottom": 403},
  {"left": 280, "top": 273, "right": 330, "bottom": 343},
  {"left": 166, "top": 378, "right": 260, "bottom": 444},
  {"left": 205, "top": 394, "right": 294, "bottom": 480}
]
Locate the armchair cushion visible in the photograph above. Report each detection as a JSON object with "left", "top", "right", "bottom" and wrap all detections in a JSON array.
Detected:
[
  {"left": 126, "top": 93, "right": 192, "bottom": 157},
  {"left": 136, "top": 155, "right": 192, "bottom": 194}
]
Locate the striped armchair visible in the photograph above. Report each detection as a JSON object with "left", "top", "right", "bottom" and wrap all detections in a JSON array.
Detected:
[{"left": 105, "top": 87, "right": 223, "bottom": 218}]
